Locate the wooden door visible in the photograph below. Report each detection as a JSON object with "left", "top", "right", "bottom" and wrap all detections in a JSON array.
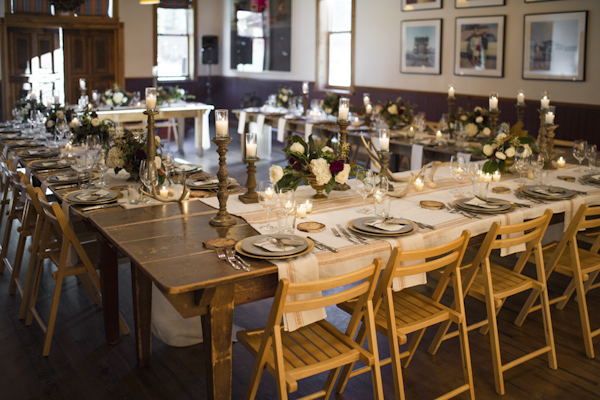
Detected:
[{"left": 64, "top": 29, "right": 116, "bottom": 104}]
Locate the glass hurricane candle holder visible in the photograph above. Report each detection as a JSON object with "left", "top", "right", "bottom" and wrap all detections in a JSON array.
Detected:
[
  {"left": 517, "top": 89, "right": 525, "bottom": 105},
  {"left": 246, "top": 131, "right": 258, "bottom": 158},
  {"left": 338, "top": 98, "right": 350, "bottom": 121},
  {"left": 363, "top": 93, "right": 371, "bottom": 106},
  {"left": 448, "top": 84, "right": 455, "bottom": 99},
  {"left": 145, "top": 87, "right": 157, "bottom": 110},
  {"left": 541, "top": 91, "right": 550, "bottom": 109},
  {"left": 545, "top": 106, "right": 556, "bottom": 125},
  {"left": 379, "top": 128, "right": 390, "bottom": 151},
  {"left": 489, "top": 92, "right": 499, "bottom": 111},
  {"left": 215, "top": 109, "right": 229, "bottom": 138}
]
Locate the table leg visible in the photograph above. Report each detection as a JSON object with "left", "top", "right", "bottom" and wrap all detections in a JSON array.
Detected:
[
  {"left": 201, "top": 282, "right": 234, "bottom": 400},
  {"left": 131, "top": 260, "right": 153, "bottom": 367},
  {"left": 177, "top": 117, "right": 186, "bottom": 156},
  {"left": 100, "top": 237, "right": 121, "bottom": 344},
  {"left": 195, "top": 113, "right": 203, "bottom": 157}
]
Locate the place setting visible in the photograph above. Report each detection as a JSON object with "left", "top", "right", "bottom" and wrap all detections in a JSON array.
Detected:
[
  {"left": 29, "top": 158, "right": 74, "bottom": 169},
  {"left": 173, "top": 163, "right": 201, "bottom": 173},
  {"left": 453, "top": 197, "right": 516, "bottom": 215},
  {"left": 20, "top": 148, "right": 61, "bottom": 157},
  {"left": 47, "top": 170, "right": 91, "bottom": 184},
  {"left": 518, "top": 185, "right": 576, "bottom": 201},
  {"left": 346, "top": 216, "right": 419, "bottom": 237},
  {"left": 64, "top": 188, "right": 120, "bottom": 205},
  {"left": 186, "top": 176, "right": 236, "bottom": 190},
  {"left": 6, "top": 139, "right": 46, "bottom": 147},
  {"left": 235, "top": 234, "right": 314, "bottom": 260}
]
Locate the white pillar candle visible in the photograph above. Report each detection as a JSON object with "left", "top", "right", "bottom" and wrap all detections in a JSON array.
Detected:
[
  {"left": 366, "top": 104, "right": 372, "bottom": 115},
  {"left": 246, "top": 142, "right": 257, "bottom": 158},
  {"left": 484, "top": 173, "right": 492, "bottom": 183},
  {"left": 302, "top": 82, "right": 309, "bottom": 94},
  {"left": 304, "top": 199, "right": 313, "bottom": 213},
  {"left": 414, "top": 178, "right": 424, "bottom": 191},
  {"left": 380, "top": 137, "right": 389, "bottom": 151},
  {"left": 159, "top": 186, "right": 169, "bottom": 198},
  {"left": 517, "top": 91, "right": 525, "bottom": 105},
  {"left": 545, "top": 112, "right": 555, "bottom": 125},
  {"left": 557, "top": 157, "right": 566, "bottom": 167},
  {"left": 448, "top": 85, "right": 455, "bottom": 98},
  {"left": 493, "top": 170, "right": 501, "bottom": 182},
  {"left": 352, "top": 117, "right": 360, "bottom": 126},
  {"left": 297, "top": 204, "right": 307, "bottom": 218},
  {"left": 216, "top": 120, "right": 228, "bottom": 138},
  {"left": 265, "top": 187, "right": 274, "bottom": 199},
  {"left": 79, "top": 78, "right": 86, "bottom": 90},
  {"left": 54, "top": 94, "right": 60, "bottom": 103},
  {"left": 489, "top": 96, "right": 498, "bottom": 110},
  {"left": 338, "top": 105, "right": 349, "bottom": 120},
  {"left": 146, "top": 94, "right": 156, "bottom": 110},
  {"left": 363, "top": 95, "right": 370, "bottom": 106},
  {"left": 541, "top": 97, "right": 550, "bottom": 109}
]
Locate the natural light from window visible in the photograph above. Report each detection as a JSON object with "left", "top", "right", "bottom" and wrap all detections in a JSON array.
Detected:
[
  {"left": 327, "top": 0, "right": 352, "bottom": 88},
  {"left": 157, "top": 8, "right": 193, "bottom": 80}
]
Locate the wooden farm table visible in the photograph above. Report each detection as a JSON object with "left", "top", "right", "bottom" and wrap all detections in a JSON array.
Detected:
[{"left": 96, "top": 102, "right": 214, "bottom": 156}]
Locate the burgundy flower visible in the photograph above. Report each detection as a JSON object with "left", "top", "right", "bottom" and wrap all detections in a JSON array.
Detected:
[
  {"left": 398, "top": 108, "right": 405, "bottom": 116},
  {"left": 289, "top": 157, "right": 295, "bottom": 165},
  {"left": 330, "top": 160, "right": 344, "bottom": 174},
  {"left": 293, "top": 161, "right": 302, "bottom": 171},
  {"left": 135, "top": 149, "right": 147, "bottom": 160}
]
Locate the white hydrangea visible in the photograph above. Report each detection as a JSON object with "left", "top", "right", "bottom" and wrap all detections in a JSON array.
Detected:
[
  {"left": 475, "top": 116, "right": 483, "bottom": 123},
  {"left": 496, "top": 151, "right": 506, "bottom": 160},
  {"left": 474, "top": 107, "right": 482, "bottom": 112},
  {"left": 290, "top": 142, "right": 305, "bottom": 154},
  {"left": 56, "top": 110, "right": 65, "bottom": 119},
  {"left": 106, "top": 147, "right": 125, "bottom": 169},
  {"left": 496, "top": 132, "right": 507, "bottom": 140},
  {"left": 91, "top": 118, "right": 100, "bottom": 127},
  {"left": 483, "top": 144, "right": 495, "bottom": 156},
  {"left": 322, "top": 146, "right": 334, "bottom": 153},
  {"left": 505, "top": 147, "right": 516, "bottom": 158},
  {"left": 460, "top": 115, "right": 468, "bottom": 121},
  {"left": 113, "top": 92, "right": 124, "bottom": 105},
  {"left": 269, "top": 165, "right": 284, "bottom": 184},
  {"left": 105, "top": 99, "right": 114, "bottom": 106},
  {"left": 465, "top": 123, "right": 479, "bottom": 137},
  {"left": 335, "top": 163, "right": 351, "bottom": 184},
  {"left": 522, "top": 144, "right": 532, "bottom": 157},
  {"left": 482, "top": 127, "right": 491, "bottom": 136},
  {"left": 387, "top": 104, "right": 399, "bottom": 115},
  {"left": 310, "top": 158, "right": 332, "bottom": 186}
]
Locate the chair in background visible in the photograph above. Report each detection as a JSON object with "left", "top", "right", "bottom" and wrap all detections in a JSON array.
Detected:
[
  {"left": 0, "top": 170, "right": 26, "bottom": 273},
  {"left": 515, "top": 204, "right": 600, "bottom": 358},
  {"left": 0, "top": 154, "right": 15, "bottom": 229},
  {"left": 336, "top": 232, "right": 475, "bottom": 400},
  {"left": 429, "top": 210, "right": 557, "bottom": 395},
  {"left": 236, "top": 260, "right": 384, "bottom": 400}
]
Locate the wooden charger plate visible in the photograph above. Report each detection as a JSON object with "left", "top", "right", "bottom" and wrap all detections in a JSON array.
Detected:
[
  {"left": 297, "top": 222, "right": 325, "bottom": 233},
  {"left": 235, "top": 236, "right": 314, "bottom": 260},
  {"left": 346, "top": 219, "right": 418, "bottom": 237}
]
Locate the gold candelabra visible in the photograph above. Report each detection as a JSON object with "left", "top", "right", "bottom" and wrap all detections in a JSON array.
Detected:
[
  {"left": 537, "top": 108, "right": 548, "bottom": 151},
  {"left": 333, "top": 119, "right": 351, "bottom": 191},
  {"left": 302, "top": 93, "right": 308, "bottom": 117},
  {"left": 515, "top": 103, "right": 526, "bottom": 127},
  {"left": 365, "top": 113, "right": 372, "bottom": 128},
  {"left": 447, "top": 96, "right": 455, "bottom": 116},
  {"left": 239, "top": 157, "right": 260, "bottom": 204},
  {"left": 209, "top": 137, "right": 236, "bottom": 227},
  {"left": 489, "top": 109, "right": 501, "bottom": 135},
  {"left": 378, "top": 150, "right": 394, "bottom": 190}
]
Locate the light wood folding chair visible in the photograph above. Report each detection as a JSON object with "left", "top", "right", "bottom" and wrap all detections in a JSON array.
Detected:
[
  {"left": 0, "top": 154, "right": 15, "bottom": 229},
  {"left": 0, "top": 170, "right": 27, "bottom": 273},
  {"left": 515, "top": 204, "right": 600, "bottom": 358},
  {"left": 335, "top": 231, "right": 474, "bottom": 400},
  {"left": 429, "top": 210, "right": 557, "bottom": 395},
  {"left": 26, "top": 194, "right": 129, "bottom": 356},
  {"left": 236, "top": 259, "right": 384, "bottom": 400}
]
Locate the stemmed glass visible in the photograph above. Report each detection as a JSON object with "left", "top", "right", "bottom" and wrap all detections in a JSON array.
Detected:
[
  {"left": 140, "top": 159, "right": 158, "bottom": 202},
  {"left": 466, "top": 162, "right": 481, "bottom": 195},
  {"left": 96, "top": 150, "right": 109, "bottom": 187},
  {"left": 585, "top": 144, "right": 597, "bottom": 172},
  {"left": 278, "top": 188, "right": 295, "bottom": 215},
  {"left": 515, "top": 148, "right": 531, "bottom": 184},
  {"left": 531, "top": 154, "right": 545, "bottom": 184},
  {"left": 375, "top": 175, "right": 389, "bottom": 197},
  {"left": 573, "top": 140, "right": 588, "bottom": 172},
  {"left": 355, "top": 169, "right": 375, "bottom": 214},
  {"left": 258, "top": 181, "right": 278, "bottom": 232},
  {"left": 449, "top": 155, "right": 467, "bottom": 196}
]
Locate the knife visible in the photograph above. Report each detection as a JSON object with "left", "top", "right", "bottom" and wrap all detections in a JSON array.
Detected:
[
  {"left": 81, "top": 203, "right": 122, "bottom": 212},
  {"left": 307, "top": 236, "right": 339, "bottom": 253},
  {"left": 405, "top": 219, "right": 437, "bottom": 229}
]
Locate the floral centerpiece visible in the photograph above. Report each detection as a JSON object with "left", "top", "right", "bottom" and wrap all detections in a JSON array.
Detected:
[
  {"left": 319, "top": 92, "right": 340, "bottom": 116},
  {"left": 13, "top": 97, "right": 47, "bottom": 123},
  {"left": 376, "top": 97, "right": 415, "bottom": 129},
  {"left": 46, "top": 105, "right": 76, "bottom": 133},
  {"left": 50, "top": 0, "right": 85, "bottom": 12},
  {"left": 269, "top": 135, "right": 355, "bottom": 196},
  {"left": 157, "top": 86, "right": 195, "bottom": 105},
  {"left": 454, "top": 106, "right": 491, "bottom": 137},
  {"left": 106, "top": 130, "right": 165, "bottom": 183},
  {"left": 101, "top": 83, "right": 133, "bottom": 107},
  {"left": 470, "top": 123, "right": 538, "bottom": 174},
  {"left": 276, "top": 86, "right": 293, "bottom": 109},
  {"left": 70, "top": 108, "right": 114, "bottom": 147}
]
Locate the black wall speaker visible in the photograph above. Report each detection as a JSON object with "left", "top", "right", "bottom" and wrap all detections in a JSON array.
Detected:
[{"left": 202, "top": 35, "right": 219, "bottom": 65}]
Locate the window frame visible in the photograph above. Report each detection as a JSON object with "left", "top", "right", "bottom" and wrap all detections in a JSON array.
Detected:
[
  {"left": 153, "top": 1, "right": 197, "bottom": 82},
  {"left": 315, "top": 0, "right": 355, "bottom": 95}
]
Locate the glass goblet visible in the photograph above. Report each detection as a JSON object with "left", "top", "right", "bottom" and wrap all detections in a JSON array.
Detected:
[
  {"left": 258, "top": 181, "right": 278, "bottom": 232},
  {"left": 355, "top": 169, "right": 374, "bottom": 214}
]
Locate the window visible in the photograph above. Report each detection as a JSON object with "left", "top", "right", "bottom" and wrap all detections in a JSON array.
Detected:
[
  {"left": 155, "top": 2, "right": 195, "bottom": 81},
  {"left": 316, "top": 0, "right": 355, "bottom": 93}
]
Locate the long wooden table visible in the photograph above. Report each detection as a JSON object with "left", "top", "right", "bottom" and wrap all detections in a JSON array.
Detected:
[{"left": 96, "top": 102, "right": 214, "bottom": 156}]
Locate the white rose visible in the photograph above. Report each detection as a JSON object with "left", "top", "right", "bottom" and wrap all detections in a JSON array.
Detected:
[
  {"left": 105, "top": 99, "right": 114, "bottom": 106},
  {"left": 310, "top": 158, "right": 332, "bottom": 186},
  {"left": 496, "top": 133, "right": 507, "bottom": 140},
  {"left": 322, "top": 146, "right": 334, "bottom": 153},
  {"left": 476, "top": 116, "right": 483, "bottom": 123},
  {"left": 91, "top": 118, "right": 100, "bottom": 127},
  {"left": 460, "top": 115, "right": 468, "bottom": 121},
  {"left": 69, "top": 120, "right": 79, "bottom": 128},
  {"left": 483, "top": 144, "right": 495, "bottom": 156},
  {"left": 474, "top": 107, "right": 482, "bottom": 112},
  {"left": 505, "top": 147, "right": 516, "bottom": 158},
  {"left": 281, "top": 95, "right": 288, "bottom": 102},
  {"left": 465, "top": 123, "right": 479, "bottom": 137},
  {"left": 523, "top": 144, "right": 532, "bottom": 157},
  {"left": 290, "top": 142, "right": 305, "bottom": 154},
  {"left": 47, "top": 120, "right": 55, "bottom": 128},
  {"left": 325, "top": 107, "right": 332, "bottom": 115},
  {"left": 335, "top": 164, "right": 351, "bottom": 184},
  {"left": 21, "top": 109, "right": 28, "bottom": 116},
  {"left": 155, "top": 156, "right": 162, "bottom": 169},
  {"left": 482, "top": 127, "right": 491, "bottom": 136},
  {"left": 113, "top": 92, "right": 124, "bottom": 105},
  {"left": 269, "top": 165, "right": 284, "bottom": 184},
  {"left": 155, "top": 135, "right": 161, "bottom": 145},
  {"left": 56, "top": 110, "right": 65, "bottom": 119},
  {"left": 387, "top": 104, "right": 399, "bottom": 115},
  {"left": 496, "top": 151, "right": 506, "bottom": 160}
]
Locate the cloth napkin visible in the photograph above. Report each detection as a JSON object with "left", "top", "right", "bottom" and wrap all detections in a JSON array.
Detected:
[
  {"left": 189, "top": 178, "right": 219, "bottom": 187},
  {"left": 366, "top": 219, "right": 408, "bottom": 232},
  {"left": 61, "top": 200, "right": 80, "bottom": 267},
  {"left": 76, "top": 189, "right": 110, "bottom": 201},
  {"left": 305, "top": 123, "right": 313, "bottom": 137},
  {"left": 464, "top": 198, "right": 503, "bottom": 209},
  {"left": 277, "top": 118, "right": 287, "bottom": 142},
  {"left": 257, "top": 114, "right": 266, "bottom": 138},
  {"left": 411, "top": 144, "right": 424, "bottom": 171},
  {"left": 532, "top": 188, "right": 566, "bottom": 197},
  {"left": 384, "top": 233, "right": 427, "bottom": 291},
  {"left": 253, "top": 238, "right": 304, "bottom": 252},
  {"left": 237, "top": 111, "right": 247, "bottom": 134}
]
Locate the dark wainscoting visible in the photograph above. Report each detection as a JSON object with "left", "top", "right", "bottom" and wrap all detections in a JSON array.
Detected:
[{"left": 125, "top": 76, "right": 600, "bottom": 145}]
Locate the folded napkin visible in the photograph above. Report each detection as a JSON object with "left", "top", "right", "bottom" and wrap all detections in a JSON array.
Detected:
[
  {"left": 191, "top": 178, "right": 219, "bottom": 187},
  {"left": 77, "top": 189, "right": 110, "bottom": 201},
  {"left": 253, "top": 237, "right": 303, "bottom": 252},
  {"left": 532, "top": 188, "right": 564, "bottom": 196},
  {"left": 592, "top": 175, "right": 600, "bottom": 180},
  {"left": 55, "top": 174, "right": 75, "bottom": 181},
  {"left": 464, "top": 198, "right": 503, "bottom": 209},
  {"left": 366, "top": 219, "right": 408, "bottom": 232}
]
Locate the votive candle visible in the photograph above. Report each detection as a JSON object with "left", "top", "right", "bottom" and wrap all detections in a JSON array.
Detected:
[
  {"left": 304, "top": 200, "right": 313, "bottom": 213},
  {"left": 493, "top": 170, "right": 501, "bottom": 182},
  {"left": 366, "top": 104, "right": 372, "bottom": 115},
  {"left": 414, "top": 178, "right": 424, "bottom": 191},
  {"left": 557, "top": 157, "right": 566, "bottom": 168},
  {"left": 265, "top": 187, "right": 274, "bottom": 199},
  {"left": 159, "top": 186, "right": 169, "bottom": 198},
  {"left": 297, "top": 204, "right": 307, "bottom": 218},
  {"left": 448, "top": 84, "right": 455, "bottom": 99},
  {"left": 484, "top": 173, "right": 492, "bottom": 183},
  {"left": 215, "top": 109, "right": 229, "bottom": 138}
]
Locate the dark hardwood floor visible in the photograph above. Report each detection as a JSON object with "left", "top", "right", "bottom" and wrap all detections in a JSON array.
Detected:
[{"left": 0, "top": 128, "right": 598, "bottom": 399}]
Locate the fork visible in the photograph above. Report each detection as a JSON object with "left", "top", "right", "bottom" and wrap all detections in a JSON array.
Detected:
[
  {"left": 332, "top": 227, "right": 360, "bottom": 244},
  {"left": 446, "top": 202, "right": 476, "bottom": 219},
  {"left": 225, "top": 248, "right": 250, "bottom": 272},
  {"left": 336, "top": 224, "right": 369, "bottom": 244},
  {"left": 216, "top": 248, "right": 241, "bottom": 270}
]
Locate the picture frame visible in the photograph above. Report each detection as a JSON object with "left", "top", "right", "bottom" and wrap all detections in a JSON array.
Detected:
[
  {"left": 401, "top": 19, "right": 442, "bottom": 75},
  {"left": 455, "top": 0, "right": 504, "bottom": 8},
  {"left": 454, "top": 15, "right": 505, "bottom": 78},
  {"left": 523, "top": 11, "right": 587, "bottom": 81},
  {"left": 402, "top": 0, "right": 442, "bottom": 11},
  {"left": 525, "top": 0, "right": 560, "bottom": 3}
]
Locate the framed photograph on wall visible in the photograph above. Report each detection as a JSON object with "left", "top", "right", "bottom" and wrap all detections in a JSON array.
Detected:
[
  {"left": 454, "top": 16, "right": 505, "bottom": 77},
  {"left": 525, "top": 0, "right": 561, "bottom": 3},
  {"left": 455, "top": 0, "right": 504, "bottom": 8},
  {"left": 523, "top": 11, "right": 587, "bottom": 81},
  {"left": 401, "top": 19, "right": 442, "bottom": 75},
  {"left": 402, "top": 0, "right": 442, "bottom": 11}
]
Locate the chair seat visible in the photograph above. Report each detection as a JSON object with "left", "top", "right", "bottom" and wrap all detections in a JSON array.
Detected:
[
  {"left": 466, "top": 263, "right": 541, "bottom": 307},
  {"left": 48, "top": 241, "right": 99, "bottom": 279},
  {"left": 238, "top": 319, "right": 374, "bottom": 392},
  {"left": 535, "top": 242, "right": 600, "bottom": 277}
]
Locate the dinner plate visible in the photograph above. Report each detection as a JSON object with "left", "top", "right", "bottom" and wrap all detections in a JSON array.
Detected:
[
  {"left": 174, "top": 163, "right": 201, "bottom": 173},
  {"left": 583, "top": 174, "right": 600, "bottom": 185},
  {"left": 21, "top": 148, "right": 60, "bottom": 157},
  {"left": 351, "top": 217, "right": 414, "bottom": 235},
  {"left": 455, "top": 197, "right": 513, "bottom": 214},
  {"left": 348, "top": 218, "right": 417, "bottom": 237},
  {"left": 520, "top": 185, "right": 575, "bottom": 200},
  {"left": 236, "top": 234, "right": 313, "bottom": 259},
  {"left": 29, "top": 159, "right": 73, "bottom": 169},
  {"left": 48, "top": 171, "right": 90, "bottom": 183},
  {"left": 186, "top": 177, "right": 235, "bottom": 189},
  {"left": 65, "top": 189, "right": 119, "bottom": 205},
  {"left": 0, "top": 133, "right": 20, "bottom": 139},
  {"left": 7, "top": 139, "right": 46, "bottom": 147}
]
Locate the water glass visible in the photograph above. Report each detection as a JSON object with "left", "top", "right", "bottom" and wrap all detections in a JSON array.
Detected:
[
  {"left": 171, "top": 167, "right": 185, "bottom": 184},
  {"left": 278, "top": 188, "right": 296, "bottom": 214},
  {"left": 258, "top": 180, "right": 278, "bottom": 232},
  {"left": 373, "top": 196, "right": 391, "bottom": 218},
  {"left": 573, "top": 140, "right": 588, "bottom": 172},
  {"left": 128, "top": 184, "right": 142, "bottom": 204},
  {"left": 276, "top": 209, "right": 296, "bottom": 234},
  {"left": 586, "top": 144, "right": 597, "bottom": 172},
  {"left": 473, "top": 180, "right": 489, "bottom": 198},
  {"left": 537, "top": 170, "right": 548, "bottom": 185},
  {"left": 355, "top": 170, "right": 374, "bottom": 214}
]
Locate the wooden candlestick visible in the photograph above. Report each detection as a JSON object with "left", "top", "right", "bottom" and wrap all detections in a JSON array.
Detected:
[
  {"left": 489, "top": 109, "right": 501, "bottom": 136},
  {"left": 365, "top": 113, "right": 372, "bottom": 128},
  {"left": 302, "top": 93, "right": 308, "bottom": 117},
  {"left": 447, "top": 96, "right": 455, "bottom": 117},
  {"left": 545, "top": 124, "right": 558, "bottom": 170},
  {"left": 239, "top": 157, "right": 260, "bottom": 204},
  {"left": 378, "top": 150, "right": 394, "bottom": 190},
  {"left": 515, "top": 103, "right": 526, "bottom": 127},
  {"left": 209, "top": 137, "right": 236, "bottom": 227},
  {"left": 334, "top": 119, "right": 351, "bottom": 191},
  {"left": 537, "top": 108, "right": 548, "bottom": 151},
  {"left": 144, "top": 110, "right": 159, "bottom": 196}
]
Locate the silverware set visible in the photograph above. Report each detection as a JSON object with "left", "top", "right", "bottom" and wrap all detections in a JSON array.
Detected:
[
  {"left": 513, "top": 189, "right": 547, "bottom": 204},
  {"left": 331, "top": 225, "right": 369, "bottom": 245},
  {"left": 446, "top": 202, "right": 482, "bottom": 219},
  {"left": 475, "top": 195, "right": 532, "bottom": 208},
  {"left": 216, "top": 247, "right": 251, "bottom": 272},
  {"left": 578, "top": 178, "right": 600, "bottom": 189}
]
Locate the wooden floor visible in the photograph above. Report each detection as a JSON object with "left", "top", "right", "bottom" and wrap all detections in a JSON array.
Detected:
[{"left": 0, "top": 129, "right": 599, "bottom": 399}]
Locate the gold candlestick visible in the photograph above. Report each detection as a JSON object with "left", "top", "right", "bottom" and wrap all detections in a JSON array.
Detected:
[
  {"left": 545, "top": 124, "right": 558, "bottom": 170},
  {"left": 365, "top": 113, "right": 372, "bottom": 128},
  {"left": 515, "top": 103, "right": 526, "bottom": 127},
  {"left": 378, "top": 150, "right": 394, "bottom": 190},
  {"left": 333, "top": 119, "right": 351, "bottom": 191},
  {"left": 537, "top": 108, "right": 548, "bottom": 151},
  {"left": 144, "top": 110, "right": 159, "bottom": 196},
  {"left": 239, "top": 157, "right": 260, "bottom": 204},
  {"left": 489, "top": 109, "right": 501, "bottom": 135},
  {"left": 209, "top": 137, "right": 236, "bottom": 227},
  {"left": 447, "top": 96, "right": 455, "bottom": 117},
  {"left": 302, "top": 93, "right": 308, "bottom": 117}
]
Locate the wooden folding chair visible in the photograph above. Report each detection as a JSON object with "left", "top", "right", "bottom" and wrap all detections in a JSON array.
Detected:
[
  {"left": 515, "top": 204, "right": 600, "bottom": 358},
  {"left": 429, "top": 210, "right": 557, "bottom": 395},
  {"left": 236, "top": 259, "right": 384, "bottom": 400},
  {"left": 26, "top": 194, "right": 129, "bottom": 356},
  {"left": 0, "top": 154, "right": 15, "bottom": 229},
  {"left": 0, "top": 170, "right": 26, "bottom": 273},
  {"left": 336, "top": 231, "right": 474, "bottom": 400}
]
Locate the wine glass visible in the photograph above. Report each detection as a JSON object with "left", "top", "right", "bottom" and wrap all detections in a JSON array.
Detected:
[
  {"left": 531, "top": 154, "right": 545, "bottom": 184},
  {"left": 258, "top": 181, "right": 278, "bottom": 232},
  {"left": 573, "top": 140, "right": 588, "bottom": 172},
  {"left": 449, "top": 155, "right": 467, "bottom": 196},
  {"left": 467, "top": 162, "right": 481, "bottom": 195},
  {"left": 515, "top": 148, "right": 531, "bottom": 184},
  {"left": 87, "top": 134, "right": 100, "bottom": 151},
  {"left": 278, "top": 188, "right": 295, "bottom": 215},
  {"left": 585, "top": 144, "right": 597, "bottom": 173},
  {"left": 355, "top": 169, "right": 374, "bottom": 214},
  {"left": 375, "top": 175, "right": 390, "bottom": 197},
  {"left": 96, "top": 150, "right": 109, "bottom": 187},
  {"left": 140, "top": 159, "right": 158, "bottom": 202}
]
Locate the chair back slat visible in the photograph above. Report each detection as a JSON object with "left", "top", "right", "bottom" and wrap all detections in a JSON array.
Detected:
[
  {"left": 490, "top": 228, "right": 542, "bottom": 250},
  {"left": 285, "top": 262, "right": 380, "bottom": 296},
  {"left": 393, "top": 251, "right": 460, "bottom": 278},
  {"left": 495, "top": 215, "right": 549, "bottom": 236},
  {"left": 283, "top": 281, "right": 371, "bottom": 314}
]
